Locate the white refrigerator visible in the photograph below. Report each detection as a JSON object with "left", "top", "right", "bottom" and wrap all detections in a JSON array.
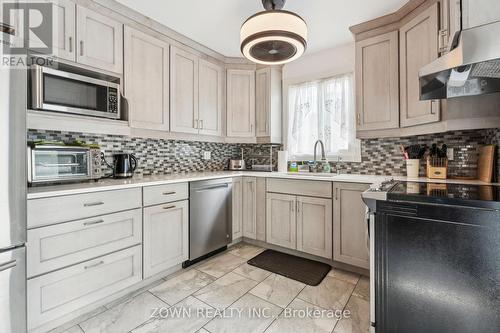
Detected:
[{"left": 0, "top": 20, "right": 28, "bottom": 333}]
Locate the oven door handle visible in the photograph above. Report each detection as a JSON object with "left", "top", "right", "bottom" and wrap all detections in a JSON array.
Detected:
[
  {"left": 32, "top": 65, "right": 44, "bottom": 109},
  {"left": 37, "top": 162, "right": 80, "bottom": 167}
]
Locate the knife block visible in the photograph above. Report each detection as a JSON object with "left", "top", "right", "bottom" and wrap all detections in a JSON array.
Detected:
[{"left": 426, "top": 156, "right": 448, "bottom": 179}]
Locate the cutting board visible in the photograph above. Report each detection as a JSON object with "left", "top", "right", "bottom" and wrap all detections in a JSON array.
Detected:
[{"left": 477, "top": 145, "right": 495, "bottom": 183}]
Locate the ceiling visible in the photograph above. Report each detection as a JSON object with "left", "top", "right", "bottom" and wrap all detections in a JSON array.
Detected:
[{"left": 115, "top": 0, "right": 408, "bottom": 57}]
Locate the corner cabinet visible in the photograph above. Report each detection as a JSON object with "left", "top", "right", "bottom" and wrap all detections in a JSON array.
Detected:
[
  {"left": 242, "top": 177, "right": 257, "bottom": 239},
  {"left": 76, "top": 5, "right": 123, "bottom": 74},
  {"left": 255, "top": 67, "right": 282, "bottom": 143},
  {"left": 400, "top": 3, "right": 440, "bottom": 127},
  {"left": 124, "top": 27, "right": 170, "bottom": 131},
  {"left": 333, "top": 182, "right": 370, "bottom": 269},
  {"left": 355, "top": 31, "right": 400, "bottom": 131},
  {"left": 226, "top": 69, "right": 256, "bottom": 138},
  {"left": 143, "top": 200, "right": 189, "bottom": 278}
]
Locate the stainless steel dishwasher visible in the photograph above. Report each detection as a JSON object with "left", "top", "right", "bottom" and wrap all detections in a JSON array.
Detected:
[{"left": 185, "top": 178, "right": 232, "bottom": 267}]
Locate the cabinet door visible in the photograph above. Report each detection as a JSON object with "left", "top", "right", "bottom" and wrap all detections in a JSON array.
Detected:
[
  {"left": 143, "top": 200, "right": 189, "bottom": 278},
  {"left": 266, "top": 193, "right": 296, "bottom": 249},
  {"left": 462, "top": 0, "right": 500, "bottom": 29},
  {"left": 441, "top": 0, "right": 462, "bottom": 53},
  {"left": 256, "top": 68, "right": 270, "bottom": 137},
  {"left": 333, "top": 182, "right": 370, "bottom": 269},
  {"left": 198, "top": 59, "right": 223, "bottom": 136},
  {"left": 296, "top": 196, "right": 332, "bottom": 259},
  {"left": 242, "top": 177, "right": 257, "bottom": 239},
  {"left": 255, "top": 177, "right": 267, "bottom": 242},
  {"left": 40, "top": 0, "right": 75, "bottom": 61},
  {"left": 232, "top": 177, "right": 243, "bottom": 240},
  {"left": 226, "top": 69, "right": 255, "bottom": 137},
  {"left": 76, "top": 6, "right": 123, "bottom": 73},
  {"left": 400, "top": 3, "right": 440, "bottom": 127},
  {"left": 355, "top": 31, "right": 399, "bottom": 131},
  {"left": 124, "top": 27, "right": 169, "bottom": 131},
  {"left": 170, "top": 47, "right": 199, "bottom": 134}
]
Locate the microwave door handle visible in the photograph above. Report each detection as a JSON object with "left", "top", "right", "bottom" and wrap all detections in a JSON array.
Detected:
[{"left": 32, "top": 65, "right": 44, "bottom": 109}]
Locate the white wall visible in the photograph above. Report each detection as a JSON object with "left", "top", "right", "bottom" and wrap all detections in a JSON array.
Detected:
[{"left": 282, "top": 42, "right": 355, "bottom": 83}]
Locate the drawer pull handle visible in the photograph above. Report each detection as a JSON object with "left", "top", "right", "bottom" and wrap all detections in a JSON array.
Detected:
[
  {"left": 162, "top": 191, "right": 176, "bottom": 195},
  {"left": 0, "top": 260, "right": 16, "bottom": 272},
  {"left": 163, "top": 205, "right": 176, "bottom": 210},
  {"left": 83, "top": 219, "right": 104, "bottom": 226},
  {"left": 84, "top": 260, "right": 104, "bottom": 270},
  {"left": 84, "top": 201, "right": 104, "bottom": 207}
]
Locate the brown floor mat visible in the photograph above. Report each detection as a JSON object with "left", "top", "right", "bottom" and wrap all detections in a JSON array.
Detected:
[{"left": 247, "top": 249, "right": 331, "bottom": 286}]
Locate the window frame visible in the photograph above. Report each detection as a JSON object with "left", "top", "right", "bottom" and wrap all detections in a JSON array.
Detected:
[{"left": 283, "top": 71, "right": 361, "bottom": 163}]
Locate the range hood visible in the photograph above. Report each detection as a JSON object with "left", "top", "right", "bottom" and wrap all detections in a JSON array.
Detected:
[{"left": 419, "top": 20, "right": 500, "bottom": 100}]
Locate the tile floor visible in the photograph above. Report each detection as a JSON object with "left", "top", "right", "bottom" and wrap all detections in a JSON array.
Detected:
[{"left": 52, "top": 243, "right": 370, "bottom": 333}]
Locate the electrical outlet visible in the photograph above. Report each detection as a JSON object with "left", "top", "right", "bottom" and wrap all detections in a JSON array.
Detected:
[
  {"left": 203, "top": 151, "right": 211, "bottom": 160},
  {"left": 447, "top": 148, "right": 454, "bottom": 161}
]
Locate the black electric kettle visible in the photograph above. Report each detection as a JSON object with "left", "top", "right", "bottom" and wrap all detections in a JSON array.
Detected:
[{"left": 112, "top": 153, "right": 137, "bottom": 178}]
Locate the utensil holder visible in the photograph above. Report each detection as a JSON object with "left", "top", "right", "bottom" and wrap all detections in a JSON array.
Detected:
[{"left": 406, "top": 159, "right": 420, "bottom": 178}]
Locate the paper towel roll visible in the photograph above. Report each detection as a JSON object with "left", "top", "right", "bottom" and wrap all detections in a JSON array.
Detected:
[{"left": 278, "top": 151, "right": 288, "bottom": 173}]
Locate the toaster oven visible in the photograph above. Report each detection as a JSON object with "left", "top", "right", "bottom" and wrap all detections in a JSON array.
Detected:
[{"left": 27, "top": 145, "right": 102, "bottom": 184}]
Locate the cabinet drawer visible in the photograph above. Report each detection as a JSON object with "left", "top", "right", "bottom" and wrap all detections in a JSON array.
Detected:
[
  {"left": 28, "top": 245, "right": 142, "bottom": 330},
  {"left": 27, "top": 209, "right": 142, "bottom": 278},
  {"left": 143, "top": 183, "right": 188, "bottom": 207},
  {"left": 27, "top": 188, "right": 142, "bottom": 228},
  {"left": 267, "top": 178, "right": 332, "bottom": 198}
]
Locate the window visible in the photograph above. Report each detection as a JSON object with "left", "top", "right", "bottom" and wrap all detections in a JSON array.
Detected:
[{"left": 287, "top": 73, "right": 360, "bottom": 162}]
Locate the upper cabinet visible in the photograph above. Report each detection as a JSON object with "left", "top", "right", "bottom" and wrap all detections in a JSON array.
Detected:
[
  {"left": 170, "top": 47, "right": 223, "bottom": 136},
  {"left": 226, "top": 69, "right": 256, "bottom": 138},
  {"left": 400, "top": 3, "right": 440, "bottom": 127},
  {"left": 255, "top": 67, "right": 282, "bottom": 143},
  {"left": 198, "top": 59, "right": 223, "bottom": 136},
  {"left": 462, "top": 0, "right": 500, "bottom": 29},
  {"left": 124, "top": 27, "right": 170, "bottom": 131},
  {"left": 43, "top": 0, "right": 75, "bottom": 61},
  {"left": 355, "top": 31, "right": 400, "bottom": 131},
  {"left": 170, "top": 47, "right": 199, "bottom": 134},
  {"left": 76, "top": 6, "right": 123, "bottom": 74}
]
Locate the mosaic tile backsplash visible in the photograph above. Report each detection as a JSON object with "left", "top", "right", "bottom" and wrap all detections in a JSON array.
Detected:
[{"left": 28, "top": 128, "right": 499, "bottom": 180}]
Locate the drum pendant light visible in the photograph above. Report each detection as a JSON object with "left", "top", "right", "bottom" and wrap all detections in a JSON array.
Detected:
[{"left": 241, "top": 0, "right": 308, "bottom": 65}]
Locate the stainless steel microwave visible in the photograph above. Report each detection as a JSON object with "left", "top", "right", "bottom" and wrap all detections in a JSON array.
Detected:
[
  {"left": 31, "top": 65, "right": 120, "bottom": 119},
  {"left": 28, "top": 145, "right": 102, "bottom": 184}
]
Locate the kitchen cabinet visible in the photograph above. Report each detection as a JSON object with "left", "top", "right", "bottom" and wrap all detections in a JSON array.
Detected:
[
  {"left": 296, "top": 196, "right": 333, "bottom": 259},
  {"left": 266, "top": 193, "right": 297, "bottom": 249},
  {"left": 440, "top": 0, "right": 462, "bottom": 53},
  {"left": 255, "top": 67, "right": 282, "bottom": 143},
  {"left": 198, "top": 58, "right": 223, "bottom": 136},
  {"left": 143, "top": 200, "right": 189, "bottom": 278},
  {"left": 124, "top": 26, "right": 170, "bottom": 131},
  {"left": 232, "top": 177, "right": 243, "bottom": 240},
  {"left": 170, "top": 46, "right": 199, "bottom": 134},
  {"left": 28, "top": 245, "right": 142, "bottom": 330},
  {"left": 400, "top": 3, "right": 440, "bottom": 127},
  {"left": 226, "top": 69, "right": 256, "bottom": 138},
  {"left": 462, "top": 0, "right": 500, "bottom": 29},
  {"left": 242, "top": 177, "right": 257, "bottom": 239},
  {"left": 355, "top": 31, "right": 400, "bottom": 131},
  {"left": 76, "top": 5, "right": 123, "bottom": 73},
  {"left": 333, "top": 182, "right": 370, "bottom": 269},
  {"left": 255, "top": 177, "right": 267, "bottom": 242},
  {"left": 40, "top": 0, "right": 76, "bottom": 61}
]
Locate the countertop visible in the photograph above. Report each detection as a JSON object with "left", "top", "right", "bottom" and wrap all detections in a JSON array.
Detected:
[{"left": 27, "top": 171, "right": 496, "bottom": 199}]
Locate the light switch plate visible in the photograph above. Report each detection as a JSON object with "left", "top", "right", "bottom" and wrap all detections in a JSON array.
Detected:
[
  {"left": 447, "top": 148, "right": 454, "bottom": 161},
  {"left": 203, "top": 151, "right": 211, "bottom": 160}
]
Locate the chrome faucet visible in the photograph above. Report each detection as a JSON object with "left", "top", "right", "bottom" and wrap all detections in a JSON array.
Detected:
[{"left": 313, "top": 140, "right": 326, "bottom": 164}]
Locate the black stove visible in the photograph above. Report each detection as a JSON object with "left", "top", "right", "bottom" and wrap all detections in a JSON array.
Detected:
[{"left": 387, "top": 181, "right": 500, "bottom": 210}]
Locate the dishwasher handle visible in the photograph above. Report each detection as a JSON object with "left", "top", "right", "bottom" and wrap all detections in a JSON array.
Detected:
[{"left": 193, "top": 184, "right": 229, "bottom": 192}]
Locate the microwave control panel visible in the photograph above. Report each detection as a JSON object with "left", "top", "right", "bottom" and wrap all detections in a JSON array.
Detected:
[{"left": 108, "top": 87, "right": 119, "bottom": 114}]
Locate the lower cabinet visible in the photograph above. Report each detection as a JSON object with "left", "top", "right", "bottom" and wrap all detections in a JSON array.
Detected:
[
  {"left": 143, "top": 200, "right": 189, "bottom": 278},
  {"left": 296, "top": 196, "right": 333, "bottom": 259},
  {"left": 28, "top": 245, "right": 142, "bottom": 330},
  {"left": 232, "top": 177, "right": 243, "bottom": 240},
  {"left": 242, "top": 177, "right": 257, "bottom": 239},
  {"left": 333, "top": 182, "right": 370, "bottom": 269},
  {"left": 266, "top": 193, "right": 297, "bottom": 249}
]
